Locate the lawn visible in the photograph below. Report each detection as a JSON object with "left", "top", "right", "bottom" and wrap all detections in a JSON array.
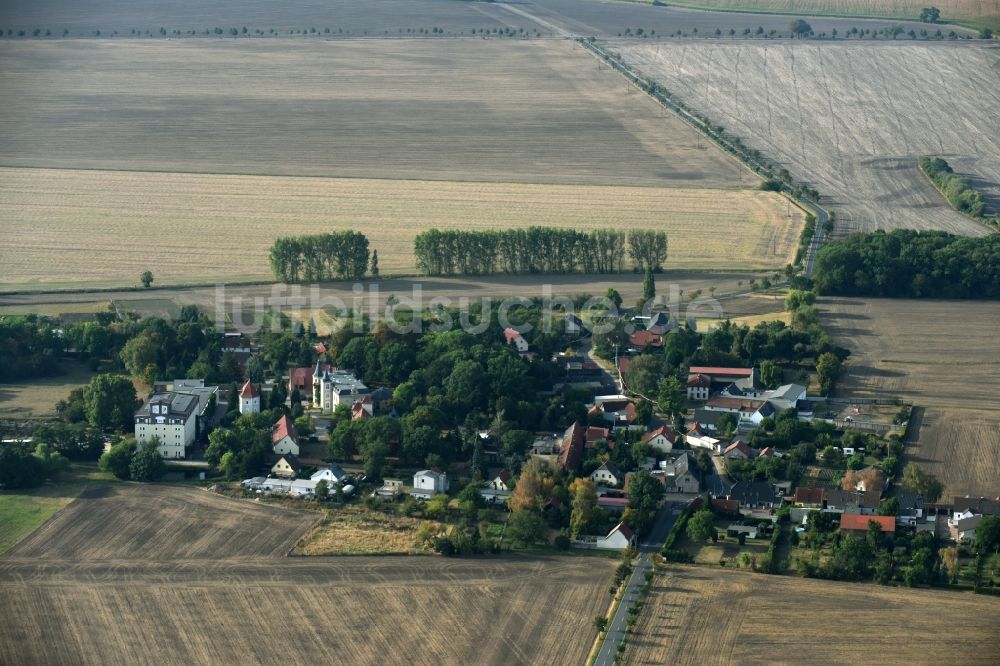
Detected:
[
  {"left": 0, "top": 362, "right": 95, "bottom": 419},
  {"left": 0, "top": 463, "right": 116, "bottom": 555}
]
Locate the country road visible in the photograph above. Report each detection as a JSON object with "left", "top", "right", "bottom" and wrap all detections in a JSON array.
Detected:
[{"left": 594, "top": 499, "right": 690, "bottom": 666}]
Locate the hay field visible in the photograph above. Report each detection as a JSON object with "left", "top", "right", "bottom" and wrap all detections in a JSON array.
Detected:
[
  {"left": 625, "top": 566, "right": 1000, "bottom": 665},
  {"left": 0, "top": 39, "right": 745, "bottom": 187},
  {"left": 620, "top": 42, "right": 1000, "bottom": 237},
  {"left": 0, "top": 482, "right": 614, "bottom": 666},
  {"left": 819, "top": 297, "right": 1000, "bottom": 498},
  {"left": 0, "top": 167, "right": 801, "bottom": 289}
]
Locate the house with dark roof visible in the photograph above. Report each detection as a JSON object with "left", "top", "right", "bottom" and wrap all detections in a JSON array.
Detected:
[
  {"left": 589, "top": 395, "right": 639, "bottom": 429},
  {"left": 590, "top": 461, "right": 623, "bottom": 487},
  {"left": 896, "top": 491, "right": 925, "bottom": 527},
  {"left": 793, "top": 487, "right": 825, "bottom": 509},
  {"left": 705, "top": 396, "right": 774, "bottom": 427},
  {"left": 662, "top": 452, "right": 702, "bottom": 494},
  {"left": 134, "top": 392, "right": 199, "bottom": 459},
  {"left": 727, "top": 481, "right": 783, "bottom": 513},
  {"left": 270, "top": 453, "right": 301, "bottom": 479}
]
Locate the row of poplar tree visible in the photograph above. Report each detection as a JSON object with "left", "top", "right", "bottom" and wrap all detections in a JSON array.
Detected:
[
  {"left": 269, "top": 228, "right": 668, "bottom": 281},
  {"left": 413, "top": 227, "right": 668, "bottom": 277},
  {"left": 269, "top": 231, "right": 373, "bottom": 282}
]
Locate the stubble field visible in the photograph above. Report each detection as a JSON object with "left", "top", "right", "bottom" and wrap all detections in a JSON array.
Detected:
[
  {"left": 819, "top": 297, "right": 1000, "bottom": 499},
  {"left": 0, "top": 483, "right": 614, "bottom": 665},
  {"left": 657, "top": 0, "right": 999, "bottom": 28},
  {"left": 0, "top": 167, "right": 801, "bottom": 289},
  {"left": 0, "top": 39, "right": 744, "bottom": 186},
  {"left": 620, "top": 42, "right": 1000, "bottom": 237},
  {"left": 625, "top": 567, "right": 1000, "bottom": 664}
]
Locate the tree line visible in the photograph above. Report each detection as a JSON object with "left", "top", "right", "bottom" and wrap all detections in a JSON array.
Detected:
[
  {"left": 813, "top": 229, "right": 1000, "bottom": 299},
  {"left": 269, "top": 231, "right": 371, "bottom": 283},
  {"left": 413, "top": 227, "right": 668, "bottom": 276},
  {"left": 919, "top": 157, "right": 996, "bottom": 226}
]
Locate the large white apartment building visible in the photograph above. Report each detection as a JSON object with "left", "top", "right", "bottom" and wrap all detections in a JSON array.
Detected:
[{"left": 134, "top": 392, "right": 198, "bottom": 459}]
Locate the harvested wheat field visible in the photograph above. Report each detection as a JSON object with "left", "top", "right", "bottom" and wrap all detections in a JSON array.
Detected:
[
  {"left": 0, "top": 39, "right": 745, "bottom": 187},
  {"left": 0, "top": 167, "right": 801, "bottom": 289},
  {"left": 0, "top": 482, "right": 613, "bottom": 666},
  {"left": 626, "top": 566, "right": 1000, "bottom": 665},
  {"left": 659, "top": 0, "right": 999, "bottom": 28},
  {"left": 819, "top": 297, "right": 1000, "bottom": 498},
  {"left": 8, "top": 483, "right": 318, "bottom": 559},
  {"left": 619, "top": 42, "right": 1000, "bottom": 237}
]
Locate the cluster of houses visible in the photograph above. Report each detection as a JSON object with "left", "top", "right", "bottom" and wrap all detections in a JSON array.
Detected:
[{"left": 241, "top": 461, "right": 355, "bottom": 498}]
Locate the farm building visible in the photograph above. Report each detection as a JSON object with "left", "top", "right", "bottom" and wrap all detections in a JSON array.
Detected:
[{"left": 412, "top": 469, "right": 449, "bottom": 499}]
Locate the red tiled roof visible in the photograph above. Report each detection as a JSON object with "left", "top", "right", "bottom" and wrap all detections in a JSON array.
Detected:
[
  {"left": 629, "top": 330, "right": 663, "bottom": 348},
  {"left": 688, "top": 366, "right": 753, "bottom": 377},
  {"left": 239, "top": 380, "right": 258, "bottom": 398},
  {"left": 271, "top": 415, "right": 298, "bottom": 445},
  {"left": 586, "top": 426, "right": 610, "bottom": 443},
  {"left": 641, "top": 426, "right": 677, "bottom": 445},
  {"left": 706, "top": 396, "right": 766, "bottom": 412},
  {"left": 839, "top": 514, "right": 895, "bottom": 533},
  {"left": 560, "top": 422, "right": 586, "bottom": 472},
  {"left": 314, "top": 342, "right": 328, "bottom": 354},
  {"left": 598, "top": 497, "right": 629, "bottom": 508},
  {"left": 686, "top": 373, "right": 711, "bottom": 387},
  {"left": 724, "top": 440, "right": 752, "bottom": 457},
  {"left": 503, "top": 328, "right": 523, "bottom": 345},
  {"left": 794, "top": 487, "right": 825, "bottom": 505}
]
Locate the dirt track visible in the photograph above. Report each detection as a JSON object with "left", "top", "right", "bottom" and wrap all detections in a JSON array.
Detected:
[{"left": 0, "top": 484, "right": 614, "bottom": 665}]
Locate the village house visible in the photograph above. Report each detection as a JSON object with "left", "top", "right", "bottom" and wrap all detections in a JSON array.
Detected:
[
  {"left": 311, "top": 463, "right": 349, "bottom": 485},
  {"left": 726, "top": 481, "right": 783, "bottom": 515},
  {"left": 824, "top": 488, "right": 880, "bottom": 515},
  {"left": 640, "top": 425, "right": 679, "bottom": 454},
  {"left": 723, "top": 439, "right": 753, "bottom": 461},
  {"left": 564, "top": 313, "right": 583, "bottom": 337},
  {"left": 590, "top": 461, "right": 623, "bottom": 487},
  {"left": 589, "top": 395, "right": 639, "bottom": 429},
  {"left": 628, "top": 329, "right": 663, "bottom": 350},
  {"left": 720, "top": 370, "right": 764, "bottom": 399},
  {"left": 238, "top": 379, "right": 260, "bottom": 415},
  {"left": 412, "top": 468, "right": 449, "bottom": 499},
  {"left": 352, "top": 396, "right": 374, "bottom": 421},
  {"left": 574, "top": 522, "right": 636, "bottom": 551},
  {"left": 686, "top": 423, "right": 721, "bottom": 453},
  {"left": 686, "top": 373, "right": 712, "bottom": 400},
  {"left": 503, "top": 327, "right": 530, "bottom": 353},
  {"left": 288, "top": 364, "right": 326, "bottom": 398},
  {"left": 488, "top": 470, "right": 513, "bottom": 491},
  {"left": 270, "top": 453, "right": 301, "bottom": 479},
  {"left": 271, "top": 414, "right": 299, "bottom": 456},
  {"left": 134, "top": 392, "right": 198, "bottom": 459},
  {"left": 585, "top": 425, "right": 610, "bottom": 447},
  {"left": 704, "top": 396, "right": 774, "bottom": 428},
  {"left": 839, "top": 514, "right": 895, "bottom": 537},
  {"left": 793, "top": 487, "right": 826, "bottom": 510},
  {"left": 896, "top": 491, "right": 925, "bottom": 527},
  {"left": 690, "top": 408, "right": 729, "bottom": 433},
  {"left": 762, "top": 383, "right": 808, "bottom": 411},
  {"left": 661, "top": 452, "right": 702, "bottom": 494}
]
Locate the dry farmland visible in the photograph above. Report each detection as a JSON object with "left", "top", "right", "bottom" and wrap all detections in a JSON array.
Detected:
[
  {"left": 819, "top": 297, "right": 1000, "bottom": 499},
  {"left": 7, "top": 483, "right": 319, "bottom": 560},
  {"left": 660, "top": 0, "right": 1000, "bottom": 28},
  {"left": 0, "top": 167, "right": 801, "bottom": 289},
  {"left": 0, "top": 483, "right": 613, "bottom": 666},
  {"left": 624, "top": 566, "right": 1000, "bottom": 665},
  {"left": 0, "top": 39, "right": 745, "bottom": 187},
  {"left": 620, "top": 42, "right": 1000, "bottom": 237}
]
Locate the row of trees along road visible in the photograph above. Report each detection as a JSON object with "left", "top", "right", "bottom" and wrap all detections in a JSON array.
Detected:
[
  {"left": 413, "top": 227, "right": 668, "bottom": 276},
  {"left": 269, "top": 231, "right": 371, "bottom": 282}
]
